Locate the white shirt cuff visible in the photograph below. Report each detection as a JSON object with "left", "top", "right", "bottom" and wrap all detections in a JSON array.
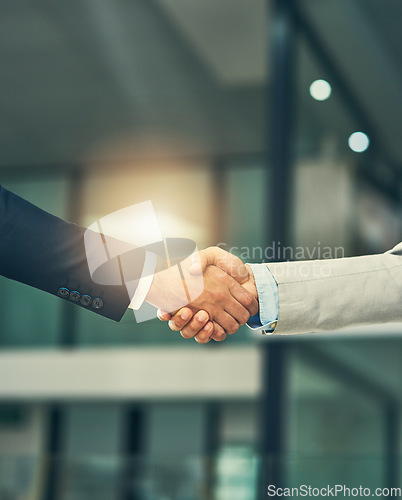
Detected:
[{"left": 246, "top": 263, "right": 279, "bottom": 334}]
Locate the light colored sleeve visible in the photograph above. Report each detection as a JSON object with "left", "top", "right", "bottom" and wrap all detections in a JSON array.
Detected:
[
  {"left": 246, "top": 263, "right": 279, "bottom": 333},
  {"left": 268, "top": 242, "right": 402, "bottom": 335}
]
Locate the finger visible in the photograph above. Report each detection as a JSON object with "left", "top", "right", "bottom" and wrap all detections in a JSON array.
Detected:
[
  {"left": 167, "top": 308, "right": 194, "bottom": 331},
  {"left": 229, "top": 281, "right": 259, "bottom": 317},
  {"left": 211, "top": 323, "right": 227, "bottom": 342},
  {"left": 194, "top": 321, "right": 214, "bottom": 344},
  {"left": 157, "top": 310, "right": 171, "bottom": 321},
  {"left": 214, "top": 310, "right": 240, "bottom": 335},
  {"left": 189, "top": 247, "right": 249, "bottom": 284},
  {"left": 220, "top": 293, "right": 252, "bottom": 325},
  {"left": 180, "top": 310, "right": 210, "bottom": 339}
]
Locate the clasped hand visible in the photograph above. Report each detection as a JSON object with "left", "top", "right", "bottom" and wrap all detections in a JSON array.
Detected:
[{"left": 145, "top": 247, "right": 258, "bottom": 343}]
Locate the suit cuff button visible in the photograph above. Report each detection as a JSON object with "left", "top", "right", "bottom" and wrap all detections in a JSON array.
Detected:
[
  {"left": 80, "top": 295, "right": 92, "bottom": 307},
  {"left": 92, "top": 298, "right": 104, "bottom": 310},
  {"left": 58, "top": 287, "right": 70, "bottom": 299},
  {"left": 69, "top": 291, "right": 81, "bottom": 302}
]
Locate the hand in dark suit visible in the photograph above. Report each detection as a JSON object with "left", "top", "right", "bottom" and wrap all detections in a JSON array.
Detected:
[
  {"left": 0, "top": 185, "right": 143, "bottom": 321},
  {"left": 0, "top": 187, "right": 258, "bottom": 331}
]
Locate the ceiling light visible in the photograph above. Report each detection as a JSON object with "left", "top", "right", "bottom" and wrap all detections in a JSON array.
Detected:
[
  {"left": 348, "top": 132, "right": 370, "bottom": 153},
  {"left": 309, "top": 79, "right": 332, "bottom": 101}
]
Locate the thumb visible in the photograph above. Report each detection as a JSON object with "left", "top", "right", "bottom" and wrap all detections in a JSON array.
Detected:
[{"left": 189, "top": 247, "right": 249, "bottom": 284}]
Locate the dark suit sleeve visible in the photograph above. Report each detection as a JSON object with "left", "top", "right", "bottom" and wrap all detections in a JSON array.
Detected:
[{"left": 0, "top": 185, "right": 146, "bottom": 321}]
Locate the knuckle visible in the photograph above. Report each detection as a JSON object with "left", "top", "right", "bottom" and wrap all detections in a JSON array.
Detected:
[
  {"left": 227, "top": 320, "right": 239, "bottom": 335},
  {"left": 243, "top": 294, "right": 253, "bottom": 307},
  {"left": 213, "top": 323, "right": 224, "bottom": 335},
  {"left": 240, "top": 310, "right": 250, "bottom": 324},
  {"left": 220, "top": 272, "right": 231, "bottom": 284},
  {"left": 250, "top": 302, "right": 259, "bottom": 316},
  {"left": 212, "top": 289, "right": 225, "bottom": 302}
]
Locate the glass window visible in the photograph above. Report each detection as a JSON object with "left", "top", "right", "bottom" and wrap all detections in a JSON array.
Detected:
[{"left": 0, "top": 177, "right": 70, "bottom": 348}]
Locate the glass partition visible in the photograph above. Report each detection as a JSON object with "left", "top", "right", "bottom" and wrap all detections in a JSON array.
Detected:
[{"left": 0, "top": 177, "right": 70, "bottom": 348}]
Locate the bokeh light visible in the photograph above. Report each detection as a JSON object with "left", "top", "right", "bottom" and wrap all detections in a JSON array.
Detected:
[
  {"left": 309, "top": 79, "right": 332, "bottom": 101},
  {"left": 348, "top": 132, "right": 370, "bottom": 152}
]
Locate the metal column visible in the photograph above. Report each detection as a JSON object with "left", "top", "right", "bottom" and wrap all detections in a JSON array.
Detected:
[
  {"left": 41, "top": 405, "right": 64, "bottom": 500},
  {"left": 261, "top": 0, "right": 297, "bottom": 496}
]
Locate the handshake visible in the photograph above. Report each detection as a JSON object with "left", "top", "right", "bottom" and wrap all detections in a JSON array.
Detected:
[{"left": 143, "top": 247, "right": 259, "bottom": 343}]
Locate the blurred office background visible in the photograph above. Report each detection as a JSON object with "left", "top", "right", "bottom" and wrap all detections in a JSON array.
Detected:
[{"left": 0, "top": 0, "right": 401, "bottom": 499}]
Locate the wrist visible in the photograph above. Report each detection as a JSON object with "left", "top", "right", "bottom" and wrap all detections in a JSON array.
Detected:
[
  {"left": 245, "top": 264, "right": 258, "bottom": 301},
  {"left": 246, "top": 263, "right": 279, "bottom": 331},
  {"left": 145, "top": 262, "right": 189, "bottom": 313}
]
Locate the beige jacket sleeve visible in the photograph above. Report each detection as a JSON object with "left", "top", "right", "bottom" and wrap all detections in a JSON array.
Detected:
[{"left": 267, "top": 242, "right": 402, "bottom": 334}]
